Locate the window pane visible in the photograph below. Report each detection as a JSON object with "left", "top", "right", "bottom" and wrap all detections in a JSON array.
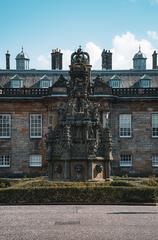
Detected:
[
  {"left": 0, "top": 114, "right": 11, "bottom": 138},
  {"left": 41, "top": 80, "right": 51, "bottom": 88},
  {"left": 12, "top": 80, "right": 23, "bottom": 88},
  {"left": 120, "top": 155, "right": 132, "bottom": 167},
  {"left": 152, "top": 114, "right": 158, "bottom": 137},
  {"left": 152, "top": 155, "right": 158, "bottom": 167},
  {"left": 29, "top": 155, "right": 42, "bottom": 167},
  {"left": 140, "top": 80, "right": 150, "bottom": 88},
  {"left": 0, "top": 155, "right": 10, "bottom": 167},
  {"left": 111, "top": 80, "right": 120, "bottom": 88},
  {"left": 30, "top": 114, "right": 42, "bottom": 138},
  {"left": 119, "top": 114, "right": 131, "bottom": 137}
]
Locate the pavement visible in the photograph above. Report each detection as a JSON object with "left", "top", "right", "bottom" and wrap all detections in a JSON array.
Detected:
[{"left": 0, "top": 205, "right": 158, "bottom": 240}]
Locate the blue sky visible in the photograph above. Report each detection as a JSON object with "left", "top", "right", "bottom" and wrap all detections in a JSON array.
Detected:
[{"left": 0, "top": 0, "right": 158, "bottom": 69}]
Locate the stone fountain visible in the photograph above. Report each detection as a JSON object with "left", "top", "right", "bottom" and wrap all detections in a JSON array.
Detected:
[{"left": 45, "top": 47, "right": 113, "bottom": 181}]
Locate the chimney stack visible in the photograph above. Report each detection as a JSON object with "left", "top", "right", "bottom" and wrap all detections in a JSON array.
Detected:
[
  {"left": 51, "top": 48, "right": 63, "bottom": 70},
  {"left": 6, "top": 50, "right": 10, "bottom": 70},
  {"left": 152, "top": 50, "right": 157, "bottom": 69},
  {"left": 101, "top": 49, "right": 112, "bottom": 70}
]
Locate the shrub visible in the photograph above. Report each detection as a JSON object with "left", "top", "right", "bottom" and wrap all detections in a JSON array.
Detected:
[
  {"left": 140, "top": 177, "right": 158, "bottom": 186},
  {"left": 0, "top": 179, "right": 11, "bottom": 188},
  {"left": 110, "top": 180, "right": 134, "bottom": 187},
  {"left": 0, "top": 186, "right": 158, "bottom": 204}
]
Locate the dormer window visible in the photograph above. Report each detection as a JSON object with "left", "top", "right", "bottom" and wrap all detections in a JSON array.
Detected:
[
  {"left": 10, "top": 75, "right": 24, "bottom": 88},
  {"left": 110, "top": 79, "right": 120, "bottom": 88},
  {"left": 140, "top": 79, "right": 150, "bottom": 88},
  {"left": 40, "top": 75, "right": 51, "bottom": 88},
  {"left": 110, "top": 75, "right": 122, "bottom": 88},
  {"left": 139, "top": 75, "right": 151, "bottom": 88},
  {"left": 12, "top": 79, "right": 23, "bottom": 88},
  {"left": 40, "top": 80, "right": 51, "bottom": 88}
]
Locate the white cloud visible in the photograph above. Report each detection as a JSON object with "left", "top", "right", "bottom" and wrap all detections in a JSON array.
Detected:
[
  {"left": 147, "top": 30, "right": 158, "bottom": 41},
  {"left": 37, "top": 54, "right": 50, "bottom": 69},
  {"left": 62, "top": 49, "right": 72, "bottom": 69},
  {"left": 112, "top": 32, "right": 154, "bottom": 69},
  {"left": 85, "top": 42, "right": 102, "bottom": 69},
  {"left": 35, "top": 32, "right": 155, "bottom": 70}
]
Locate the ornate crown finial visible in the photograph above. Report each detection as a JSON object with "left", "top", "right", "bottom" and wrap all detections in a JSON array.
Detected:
[{"left": 71, "top": 47, "right": 90, "bottom": 65}]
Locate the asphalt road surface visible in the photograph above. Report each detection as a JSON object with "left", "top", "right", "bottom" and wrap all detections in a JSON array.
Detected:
[{"left": 0, "top": 205, "right": 158, "bottom": 240}]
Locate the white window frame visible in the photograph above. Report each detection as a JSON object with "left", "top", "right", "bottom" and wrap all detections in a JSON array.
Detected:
[
  {"left": 152, "top": 155, "right": 158, "bottom": 167},
  {"left": 152, "top": 113, "right": 158, "bottom": 138},
  {"left": 29, "top": 154, "right": 42, "bottom": 167},
  {"left": 40, "top": 80, "right": 51, "bottom": 88},
  {"left": 30, "top": 114, "right": 42, "bottom": 138},
  {"left": 110, "top": 79, "right": 120, "bottom": 88},
  {"left": 11, "top": 80, "right": 23, "bottom": 88},
  {"left": 119, "top": 114, "right": 131, "bottom": 138},
  {"left": 0, "top": 114, "right": 11, "bottom": 138},
  {"left": 0, "top": 155, "right": 10, "bottom": 167},
  {"left": 120, "top": 154, "right": 132, "bottom": 167}
]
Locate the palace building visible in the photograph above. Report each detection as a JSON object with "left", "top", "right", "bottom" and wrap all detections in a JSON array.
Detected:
[{"left": 0, "top": 46, "right": 158, "bottom": 178}]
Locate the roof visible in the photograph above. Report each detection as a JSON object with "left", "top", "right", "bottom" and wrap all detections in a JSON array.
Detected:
[
  {"left": 10, "top": 74, "right": 23, "bottom": 80},
  {"left": 31, "top": 75, "right": 52, "bottom": 88},
  {"left": 110, "top": 75, "right": 122, "bottom": 80},
  {"left": 16, "top": 48, "right": 29, "bottom": 60},
  {"left": 140, "top": 74, "right": 152, "bottom": 80},
  {"left": 52, "top": 74, "right": 68, "bottom": 87},
  {"left": 40, "top": 74, "right": 50, "bottom": 80},
  {"left": 133, "top": 47, "right": 146, "bottom": 59}
]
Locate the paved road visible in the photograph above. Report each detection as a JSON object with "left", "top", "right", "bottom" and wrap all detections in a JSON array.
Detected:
[{"left": 0, "top": 205, "right": 158, "bottom": 240}]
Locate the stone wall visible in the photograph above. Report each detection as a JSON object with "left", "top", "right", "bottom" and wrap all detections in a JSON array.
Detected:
[
  {"left": 0, "top": 96, "right": 158, "bottom": 177},
  {"left": 0, "top": 98, "right": 63, "bottom": 177},
  {"left": 110, "top": 99, "right": 158, "bottom": 176}
]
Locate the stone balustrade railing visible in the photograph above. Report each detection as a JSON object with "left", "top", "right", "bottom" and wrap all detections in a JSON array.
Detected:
[{"left": 0, "top": 87, "right": 158, "bottom": 98}]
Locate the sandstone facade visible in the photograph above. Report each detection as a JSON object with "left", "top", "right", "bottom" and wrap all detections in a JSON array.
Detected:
[{"left": 0, "top": 68, "right": 158, "bottom": 177}]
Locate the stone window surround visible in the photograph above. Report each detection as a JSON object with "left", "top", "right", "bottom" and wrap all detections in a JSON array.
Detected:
[
  {"left": 0, "top": 155, "right": 10, "bottom": 167},
  {"left": 119, "top": 114, "right": 132, "bottom": 138},
  {"left": 120, "top": 154, "right": 132, "bottom": 167},
  {"left": 0, "top": 114, "right": 11, "bottom": 138},
  {"left": 29, "top": 154, "right": 42, "bottom": 167},
  {"left": 30, "top": 114, "right": 42, "bottom": 139},
  {"left": 152, "top": 113, "right": 158, "bottom": 138}
]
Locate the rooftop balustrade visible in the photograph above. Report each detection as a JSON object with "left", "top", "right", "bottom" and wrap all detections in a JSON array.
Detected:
[
  {"left": 0, "top": 87, "right": 158, "bottom": 98},
  {"left": 112, "top": 88, "right": 158, "bottom": 97}
]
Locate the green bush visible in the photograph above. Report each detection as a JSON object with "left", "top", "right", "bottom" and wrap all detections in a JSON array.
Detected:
[
  {"left": 110, "top": 180, "right": 134, "bottom": 187},
  {"left": 0, "top": 179, "right": 11, "bottom": 188},
  {"left": 11, "top": 179, "right": 111, "bottom": 189},
  {"left": 140, "top": 177, "right": 158, "bottom": 187},
  {"left": 0, "top": 186, "right": 158, "bottom": 204}
]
